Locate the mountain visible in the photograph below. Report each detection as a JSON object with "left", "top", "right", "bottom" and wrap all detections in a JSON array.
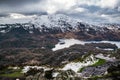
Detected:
[
  {"left": 0, "top": 14, "right": 120, "bottom": 41},
  {"left": 0, "top": 14, "right": 120, "bottom": 49}
]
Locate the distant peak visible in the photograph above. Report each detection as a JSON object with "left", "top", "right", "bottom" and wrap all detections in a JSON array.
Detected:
[{"left": 30, "top": 14, "right": 82, "bottom": 28}]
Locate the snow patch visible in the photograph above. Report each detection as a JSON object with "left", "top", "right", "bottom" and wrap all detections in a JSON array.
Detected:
[
  {"left": 52, "top": 39, "right": 86, "bottom": 51},
  {"left": 52, "top": 72, "right": 59, "bottom": 77},
  {"left": 0, "top": 30, "right": 6, "bottom": 33},
  {"left": 62, "top": 55, "right": 98, "bottom": 72},
  {"left": 95, "top": 54, "right": 116, "bottom": 62},
  {"left": 52, "top": 39, "right": 120, "bottom": 51},
  {"left": 22, "top": 66, "right": 51, "bottom": 73}
]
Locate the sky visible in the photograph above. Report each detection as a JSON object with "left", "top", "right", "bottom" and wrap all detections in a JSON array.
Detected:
[{"left": 0, "top": 0, "right": 120, "bottom": 24}]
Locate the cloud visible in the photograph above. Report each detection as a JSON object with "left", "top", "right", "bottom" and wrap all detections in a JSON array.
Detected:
[
  {"left": 99, "top": 0, "right": 120, "bottom": 9},
  {"left": 76, "top": 0, "right": 120, "bottom": 9},
  {"left": 0, "top": 0, "right": 40, "bottom": 6},
  {"left": 100, "top": 13, "right": 120, "bottom": 23},
  {"left": 41, "top": 0, "right": 77, "bottom": 14},
  {"left": 74, "top": 7, "right": 87, "bottom": 13},
  {"left": 118, "top": 7, "right": 120, "bottom": 11},
  {"left": 0, "top": 0, "right": 120, "bottom": 24},
  {"left": 9, "top": 13, "right": 37, "bottom": 19},
  {"left": 0, "top": 13, "right": 8, "bottom": 18}
]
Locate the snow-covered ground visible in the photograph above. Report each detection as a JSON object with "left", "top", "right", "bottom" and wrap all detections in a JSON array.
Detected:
[
  {"left": 95, "top": 54, "right": 116, "bottom": 62},
  {"left": 52, "top": 39, "right": 120, "bottom": 51},
  {"left": 21, "top": 54, "right": 116, "bottom": 77},
  {"left": 103, "top": 48, "right": 114, "bottom": 51},
  {"left": 0, "top": 30, "right": 6, "bottom": 33},
  {"left": 61, "top": 54, "right": 117, "bottom": 72},
  {"left": 88, "top": 41, "right": 120, "bottom": 48},
  {"left": 52, "top": 39, "right": 86, "bottom": 51},
  {"left": 62, "top": 55, "right": 98, "bottom": 72},
  {"left": 21, "top": 55, "right": 98, "bottom": 73},
  {"left": 22, "top": 66, "right": 51, "bottom": 73},
  {"left": 52, "top": 72, "right": 59, "bottom": 77}
]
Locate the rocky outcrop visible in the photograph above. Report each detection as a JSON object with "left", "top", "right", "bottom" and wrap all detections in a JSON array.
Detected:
[
  {"left": 54, "top": 70, "right": 76, "bottom": 80},
  {"left": 25, "top": 69, "right": 80, "bottom": 80}
]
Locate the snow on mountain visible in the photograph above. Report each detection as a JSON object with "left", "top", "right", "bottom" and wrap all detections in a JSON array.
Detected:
[
  {"left": 0, "top": 14, "right": 120, "bottom": 36},
  {"left": 30, "top": 14, "right": 120, "bottom": 32},
  {"left": 98, "top": 23, "right": 120, "bottom": 31},
  {"left": 52, "top": 39, "right": 120, "bottom": 51},
  {"left": 30, "top": 14, "right": 84, "bottom": 32},
  {"left": 31, "top": 14, "right": 80, "bottom": 27}
]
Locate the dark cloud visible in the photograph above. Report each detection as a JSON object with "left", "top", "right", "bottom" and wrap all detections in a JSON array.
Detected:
[
  {"left": 99, "top": 8, "right": 120, "bottom": 15},
  {"left": 0, "top": 13, "right": 9, "bottom": 17},
  {"left": 0, "top": 0, "right": 45, "bottom": 17},
  {"left": 20, "top": 12, "right": 48, "bottom": 16},
  {"left": 79, "top": 5, "right": 101, "bottom": 13},
  {"left": 0, "top": 0, "right": 40, "bottom": 6},
  {"left": 0, "top": 11, "right": 48, "bottom": 18}
]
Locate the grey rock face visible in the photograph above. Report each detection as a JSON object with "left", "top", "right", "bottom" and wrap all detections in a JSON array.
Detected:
[{"left": 54, "top": 69, "right": 76, "bottom": 80}]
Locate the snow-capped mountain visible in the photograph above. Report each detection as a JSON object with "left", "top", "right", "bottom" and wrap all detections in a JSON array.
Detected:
[
  {"left": 0, "top": 14, "right": 120, "bottom": 41},
  {"left": 0, "top": 14, "right": 120, "bottom": 33},
  {"left": 30, "top": 14, "right": 84, "bottom": 32},
  {"left": 30, "top": 14, "right": 106, "bottom": 32},
  {"left": 31, "top": 14, "right": 81, "bottom": 28},
  {"left": 0, "top": 14, "right": 89, "bottom": 34}
]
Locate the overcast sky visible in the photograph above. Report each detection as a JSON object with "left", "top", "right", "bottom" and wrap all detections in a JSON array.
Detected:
[{"left": 0, "top": 0, "right": 120, "bottom": 24}]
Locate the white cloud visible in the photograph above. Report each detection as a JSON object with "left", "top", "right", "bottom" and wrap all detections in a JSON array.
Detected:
[
  {"left": 76, "top": 0, "right": 120, "bottom": 9},
  {"left": 99, "top": 0, "right": 120, "bottom": 9},
  {"left": 118, "top": 7, "right": 120, "bottom": 11},
  {"left": 42, "top": 0, "right": 77, "bottom": 14},
  {"left": 1, "top": 0, "right": 119, "bottom": 14},
  {"left": 101, "top": 14, "right": 108, "bottom": 18},
  {"left": 76, "top": 0, "right": 98, "bottom": 6},
  {"left": 10, "top": 13, "right": 27, "bottom": 19},
  {"left": 0, "top": 13, "right": 37, "bottom": 24},
  {"left": 9, "top": 13, "right": 36, "bottom": 19},
  {"left": 74, "top": 7, "right": 87, "bottom": 12},
  {"left": 39, "top": 0, "right": 119, "bottom": 14},
  {"left": 101, "top": 14, "right": 120, "bottom": 23}
]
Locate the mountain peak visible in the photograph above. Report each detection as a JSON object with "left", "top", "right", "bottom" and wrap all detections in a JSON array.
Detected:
[{"left": 30, "top": 14, "right": 81, "bottom": 29}]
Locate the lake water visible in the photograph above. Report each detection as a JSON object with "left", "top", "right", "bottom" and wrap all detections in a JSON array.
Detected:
[{"left": 52, "top": 39, "right": 120, "bottom": 51}]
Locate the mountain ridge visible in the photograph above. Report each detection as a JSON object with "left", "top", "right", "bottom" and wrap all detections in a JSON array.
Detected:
[{"left": 0, "top": 14, "right": 120, "bottom": 42}]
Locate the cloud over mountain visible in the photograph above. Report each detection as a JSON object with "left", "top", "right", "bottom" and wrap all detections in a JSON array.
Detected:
[{"left": 0, "top": 0, "right": 120, "bottom": 24}]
